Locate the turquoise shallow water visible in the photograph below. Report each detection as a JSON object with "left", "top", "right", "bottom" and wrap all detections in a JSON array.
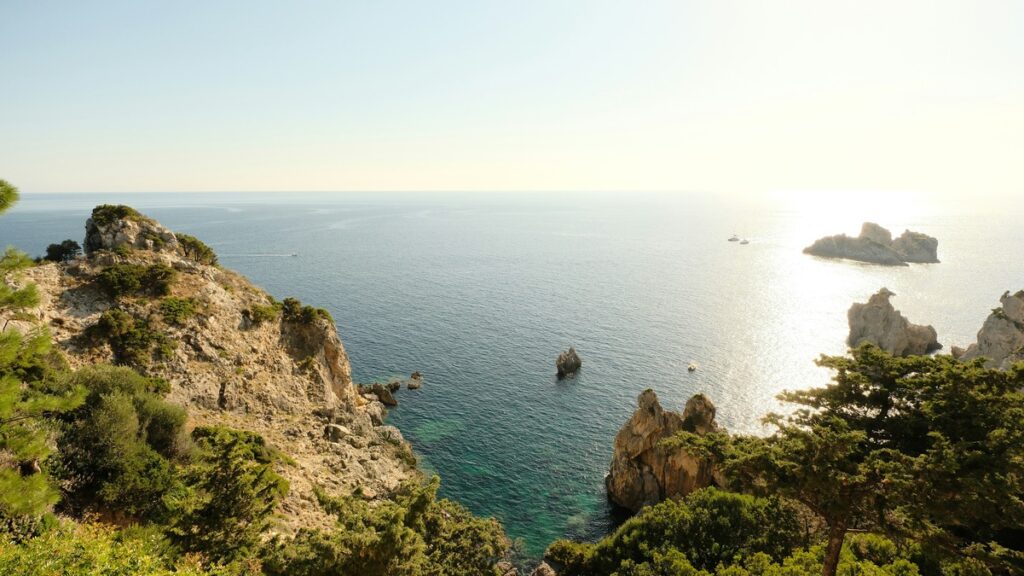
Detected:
[{"left": 2, "top": 192, "right": 1023, "bottom": 555}]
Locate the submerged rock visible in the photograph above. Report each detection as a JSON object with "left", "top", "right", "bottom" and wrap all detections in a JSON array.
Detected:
[
  {"left": 804, "top": 222, "right": 938, "bottom": 266},
  {"left": 847, "top": 288, "right": 941, "bottom": 356},
  {"left": 606, "top": 389, "right": 723, "bottom": 512},
  {"left": 959, "top": 290, "right": 1024, "bottom": 370},
  {"left": 556, "top": 347, "right": 582, "bottom": 379}
]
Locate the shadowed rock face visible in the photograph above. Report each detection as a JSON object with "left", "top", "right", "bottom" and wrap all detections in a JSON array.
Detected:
[
  {"left": 804, "top": 222, "right": 938, "bottom": 266},
  {"left": 848, "top": 288, "right": 941, "bottom": 356},
  {"left": 556, "top": 347, "right": 582, "bottom": 379},
  {"left": 960, "top": 290, "right": 1024, "bottom": 370},
  {"left": 606, "top": 389, "right": 723, "bottom": 512}
]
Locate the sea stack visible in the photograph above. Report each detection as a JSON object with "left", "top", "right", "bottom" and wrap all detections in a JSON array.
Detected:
[
  {"left": 605, "top": 389, "right": 724, "bottom": 512},
  {"left": 804, "top": 222, "right": 939, "bottom": 266},
  {"left": 847, "top": 288, "right": 941, "bottom": 356},
  {"left": 556, "top": 347, "right": 582, "bottom": 379},
  {"left": 958, "top": 290, "right": 1024, "bottom": 370}
]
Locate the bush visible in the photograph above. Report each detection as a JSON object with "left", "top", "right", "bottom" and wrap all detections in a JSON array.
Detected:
[
  {"left": 244, "top": 302, "right": 281, "bottom": 326},
  {"left": 280, "top": 297, "right": 333, "bottom": 325},
  {"left": 43, "top": 240, "right": 81, "bottom": 262},
  {"left": 97, "top": 263, "right": 177, "bottom": 299},
  {"left": 177, "top": 234, "right": 218, "bottom": 266},
  {"left": 90, "top": 309, "right": 174, "bottom": 367},
  {"left": 90, "top": 204, "right": 145, "bottom": 227},
  {"left": 55, "top": 366, "right": 189, "bottom": 521},
  {"left": 160, "top": 297, "right": 199, "bottom": 325}
]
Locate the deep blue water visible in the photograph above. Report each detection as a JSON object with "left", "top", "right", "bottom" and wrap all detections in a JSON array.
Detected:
[{"left": 2, "top": 192, "right": 1022, "bottom": 554}]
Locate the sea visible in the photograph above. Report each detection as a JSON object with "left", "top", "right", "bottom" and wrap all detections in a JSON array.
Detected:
[{"left": 2, "top": 191, "right": 1021, "bottom": 555}]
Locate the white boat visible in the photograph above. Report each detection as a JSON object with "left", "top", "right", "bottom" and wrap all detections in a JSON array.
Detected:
[
  {"left": 728, "top": 235, "right": 739, "bottom": 242},
  {"left": 687, "top": 363, "right": 698, "bottom": 372},
  {"left": 739, "top": 239, "right": 749, "bottom": 245}
]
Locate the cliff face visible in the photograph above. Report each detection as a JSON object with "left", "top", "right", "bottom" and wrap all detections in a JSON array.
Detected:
[
  {"left": 847, "top": 288, "right": 941, "bottom": 356},
  {"left": 804, "top": 222, "right": 939, "bottom": 266},
  {"left": 2, "top": 210, "right": 413, "bottom": 535},
  {"left": 606, "top": 389, "right": 723, "bottom": 512},
  {"left": 958, "top": 290, "right": 1024, "bottom": 370}
]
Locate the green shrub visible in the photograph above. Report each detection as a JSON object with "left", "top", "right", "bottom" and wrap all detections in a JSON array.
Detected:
[
  {"left": 90, "top": 204, "right": 145, "bottom": 227},
  {"left": 97, "top": 263, "right": 177, "bottom": 299},
  {"left": 90, "top": 309, "right": 173, "bottom": 367},
  {"left": 280, "top": 297, "right": 333, "bottom": 325},
  {"left": 43, "top": 240, "right": 82, "bottom": 262},
  {"left": 168, "top": 426, "right": 289, "bottom": 562},
  {"left": 160, "top": 297, "right": 199, "bottom": 325},
  {"left": 177, "top": 234, "right": 218, "bottom": 266},
  {"left": 244, "top": 302, "right": 280, "bottom": 326}
]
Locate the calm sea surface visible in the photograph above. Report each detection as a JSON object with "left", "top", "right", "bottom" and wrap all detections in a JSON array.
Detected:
[{"left": 2, "top": 192, "right": 1022, "bottom": 554}]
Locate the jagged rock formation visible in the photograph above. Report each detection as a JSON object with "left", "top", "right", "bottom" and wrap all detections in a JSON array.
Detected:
[
  {"left": 1, "top": 207, "right": 415, "bottom": 535},
  {"left": 804, "top": 222, "right": 939, "bottom": 266},
  {"left": 84, "top": 205, "right": 180, "bottom": 255},
  {"left": 606, "top": 389, "right": 724, "bottom": 512},
  {"left": 848, "top": 288, "right": 941, "bottom": 356},
  {"left": 958, "top": 290, "right": 1024, "bottom": 370},
  {"left": 556, "top": 347, "right": 582, "bottom": 379}
]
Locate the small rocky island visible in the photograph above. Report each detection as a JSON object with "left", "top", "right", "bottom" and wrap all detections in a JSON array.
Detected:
[
  {"left": 804, "top": 222, "right": 939, "bottom": 266},
  {"left": 606, "top": 389, "right": 723, "bottom": 511},
  {"left": 556, "top": 347, "right": 582, "bottom": 379},
  {"left": 848, "top": 288, "right": 941, "bottom": 356}
]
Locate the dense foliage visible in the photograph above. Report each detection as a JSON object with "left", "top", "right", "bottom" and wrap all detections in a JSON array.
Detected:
[
  {"left": 281, "top": 296, "right": 333, "bottom": 324},
  {"left": 262, "top": 476, "right": 509, "bottom": 576},
  {"left": 97, "top": 263, "right": 177, "bottom": 299},
  {"left": 44, "top": 239, "right": 82, "bottom": 262},
  {"left": 91, "top": 204, "right": 146, "bottom": 227},
  {"left": 161, "top": 297, "right": 200, "bottom": 325},
  {"left": 0, "top": 179, "right": 17, "bottom": 214},
  {"left": 88, "top": 308, "right": 175, "bottom": 366},
  {"left": 178, "top": 233, "right": 219, "bottom": 266}
]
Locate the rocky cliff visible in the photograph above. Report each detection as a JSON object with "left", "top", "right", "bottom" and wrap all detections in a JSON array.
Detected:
[
  {"left": 847, "top": 288, "right": 941, "bottom": 356},
  {"left": 1, "top": 207, "right": 414, "bottom": 535},
  {"left": 804, "top": 222, "right": 939, "bottom": 266},
  {"left": 956, "top": 290, "right": 1024, "bottom": 370},
  {"left": 606, "top": 389, "right": 723, "bottom": 512}
]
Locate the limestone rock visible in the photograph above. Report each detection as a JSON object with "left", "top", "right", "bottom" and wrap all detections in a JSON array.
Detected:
[
  {"left": 606, "top": 389, "right": 723, "bottom": 512},
  {"left": 84, "top": 205, "right": 179, "bottom": 255},
  {"left": 847, "top": 288, "right": 941, "bottom": 356},
  {"left": 495, "top": 561, "right": 518, "bottom": 576},
  {"left": 530, "top": 562, "right": 557, "bottom": 576},
  {"left": 556, "top": 347, "right": 582, "bottom": 379},
  {"left": 804, "top": 222, "right": 938, "bottom": 266},
  {"left": 408, "top": 371, "right": 423, "bottom": 389},
  {"left": 960, "top": 290, "right": 1024, "bottom": 370},
  {"left": 892, "top": 230, "right": 939, "bottom": 263}
]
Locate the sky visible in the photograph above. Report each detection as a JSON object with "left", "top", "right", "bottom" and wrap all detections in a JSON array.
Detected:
[{"left": 1, "top": 0, "right": 1022, "bottom": 197}]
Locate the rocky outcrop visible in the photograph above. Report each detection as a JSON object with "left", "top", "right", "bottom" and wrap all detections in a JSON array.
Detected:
[
  {"left": 408, "top": 371, "right": 423, "bottom": 390},
  {"left": 2, "top": 207, "right": 416, "bottom": 536},
  {"left": 959, "top": 290, "right": 1024, "bottom": 370},
  {"left": 847, "top": 288, "right": 941, "bottom": 356},
  {"left": 531, "top": 562, "right": 557, "bottom": 576},
  {"left": 804, "top": 222, "right": 939, "bottom": 266},
  {"left": 606, "top": 389, "right": 723, "bottom": 512},
  {"left": 556, "top": 347, "right": 582, "bottom": 379},
  {"left": 84, "top": 205, "right": 180, "bottom": 255}
]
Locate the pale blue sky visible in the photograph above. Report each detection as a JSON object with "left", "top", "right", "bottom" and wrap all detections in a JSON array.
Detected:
[{"left": 1, "top": 1, "right": 1022, "bottom": 196}]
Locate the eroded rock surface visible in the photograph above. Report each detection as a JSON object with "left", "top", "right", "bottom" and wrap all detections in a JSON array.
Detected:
[
  {"left": 606, "top": 389, "right": 723, "bottom": 512},
  {"left": 804, "top": 222, "right": 939, "bottom": 266},
  {"left": 960, "top": 290, "right": 1024, "bottom": 370},
  {"left": 556, "top": 347, "right": 582, "bottom": 379},
  {"left": 848, "top": 288, "right": 941, "bottom": 356}
]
